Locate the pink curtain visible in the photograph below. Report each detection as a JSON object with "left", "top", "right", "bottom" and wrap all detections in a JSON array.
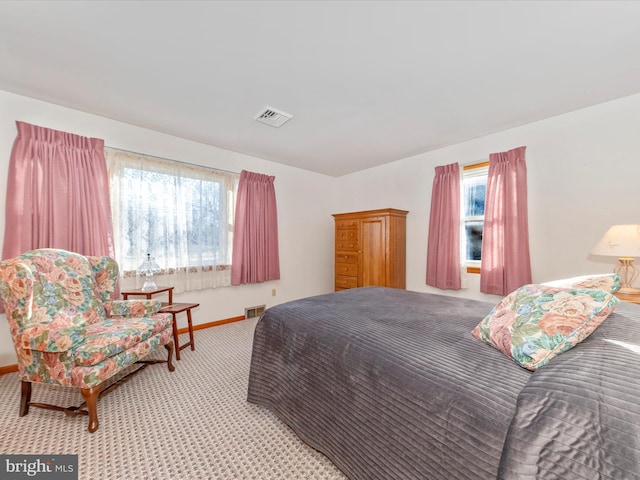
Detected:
[
  {"left": 426, "top": 162, "right": 461, "bottom": 290},
  {"left": 480, "top": 146, "right": 532, "bottom": 295},
  {"left": 231, "top": 170, "right": 280, "bottom": 285},
  {"left": 2, "top": 121, "right": 115, "bottom": 260}
]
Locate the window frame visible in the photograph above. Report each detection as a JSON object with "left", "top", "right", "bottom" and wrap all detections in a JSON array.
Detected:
[{"left": 462, "top": 161, "right": 489, "bottom": 274}]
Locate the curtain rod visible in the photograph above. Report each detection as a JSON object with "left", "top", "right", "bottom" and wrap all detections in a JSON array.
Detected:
[{"left": 104, "top": 145, "right": 241, "bottom": 176}]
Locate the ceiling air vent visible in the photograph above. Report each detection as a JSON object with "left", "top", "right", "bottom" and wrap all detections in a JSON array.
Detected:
[{"left": 254, "top": 106, "right": 292, "bottom": 128}]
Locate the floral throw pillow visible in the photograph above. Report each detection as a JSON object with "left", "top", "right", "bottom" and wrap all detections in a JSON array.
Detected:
[
  {"left": 472, "top": 284, "right": 620, "bottom": 371},
  {"left": 541, "top": 273, "right": 621, "bottom": 294}
]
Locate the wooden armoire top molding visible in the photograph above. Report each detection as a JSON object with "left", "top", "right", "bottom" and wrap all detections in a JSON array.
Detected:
[{"left": 332, "top": 208, "right": 409, "bottom": 220}]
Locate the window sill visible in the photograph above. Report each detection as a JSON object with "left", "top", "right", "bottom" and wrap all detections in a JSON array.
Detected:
[{"left": 122, "top": 264, "right": 231, "bottom": 278}]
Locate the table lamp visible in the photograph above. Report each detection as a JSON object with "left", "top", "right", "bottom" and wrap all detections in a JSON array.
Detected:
[
  {"left": 137, "top": 253, "right": 162, "bottom": 291},
  {"left": 590, "top": 224, "right": 640, "bottom": 294}
]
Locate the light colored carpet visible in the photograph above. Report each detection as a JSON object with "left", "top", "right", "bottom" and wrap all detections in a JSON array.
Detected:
[{"left": 0, "top": 318, "right": 347, "bottom": 480}]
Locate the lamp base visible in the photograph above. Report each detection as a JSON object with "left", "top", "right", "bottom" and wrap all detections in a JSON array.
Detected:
[
  {"left": 141, "top": 279, "right": 158, "bottom": 291},
  {"left": 614, "top": 257, "right": 639, "bottom": 293}
]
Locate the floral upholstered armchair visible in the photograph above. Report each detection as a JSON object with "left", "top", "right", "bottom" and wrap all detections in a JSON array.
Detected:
[{"left": 0, "top": 248, "right": 175, "bottom": 432}]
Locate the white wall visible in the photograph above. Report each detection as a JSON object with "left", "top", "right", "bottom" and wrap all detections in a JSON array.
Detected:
[
  {"left": 336, "top": 93, "right": 640, "bottom": 302},
  {"left": 0, "top": 90, "right": 338, "bottom": 366}
]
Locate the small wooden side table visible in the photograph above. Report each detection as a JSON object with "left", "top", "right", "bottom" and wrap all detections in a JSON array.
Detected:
[
  {"left": 121, "top": 286, "right": 174, "bottom": 304},
  {"left": 121, "top": 287, "right": 199, "bottom": 360},
  {"left": 615, "top": 291, "right": 640, "bottom": 304},
  {"left": 159, "top": 302, "right": 200, "bottom": 361}
]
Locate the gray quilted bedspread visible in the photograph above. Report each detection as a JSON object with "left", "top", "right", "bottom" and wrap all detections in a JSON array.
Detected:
[{"left": 247, "top": 287, "right": 640, "bottom": 479}]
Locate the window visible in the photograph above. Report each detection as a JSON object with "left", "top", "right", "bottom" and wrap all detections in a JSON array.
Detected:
[
  {"left": 462, "top": 161, "right": 489, "bottom": 273},
  {"left": 105, "top": 148, "right": 239, "bottom": 292}
]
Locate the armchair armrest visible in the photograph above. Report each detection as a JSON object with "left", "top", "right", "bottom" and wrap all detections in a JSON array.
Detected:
[
  {"left": 104, "top": 300, "right": 163, "bottom": 318},
  {"left": 20, "top": 324, "right": 87, "bottom": 352}
]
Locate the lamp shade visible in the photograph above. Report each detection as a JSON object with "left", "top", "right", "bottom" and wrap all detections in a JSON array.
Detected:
[{"left": 590, "top": 225, "right": 640, "bottom": 258}]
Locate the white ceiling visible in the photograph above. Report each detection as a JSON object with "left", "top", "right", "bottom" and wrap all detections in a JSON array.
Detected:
[{"left": 1, "top": 1, "right": 640, "bottom": 177}]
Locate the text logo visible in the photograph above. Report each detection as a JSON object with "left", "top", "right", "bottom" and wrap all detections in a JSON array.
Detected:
[{"left": 0, "top": 455, "right": 78, "bottom": 479}]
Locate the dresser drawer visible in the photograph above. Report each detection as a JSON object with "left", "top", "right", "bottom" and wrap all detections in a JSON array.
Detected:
[
  {"left": 336, "top": 239, "right": 359, "bottom": 251},
  {"left": 335, "top": 275, "right": 357, "bottom": 289},
  {"left": 336, "top": 229, "right": 358, "bottom": 242},
  {"left": 336, "top": 263, "right": 358, "bottom": 276},
  {"left": 335, "top": 252, "right": 358, "bottom": 264},
  {"left": 335, "top": 219, "right": 359, "bottom": 229}
]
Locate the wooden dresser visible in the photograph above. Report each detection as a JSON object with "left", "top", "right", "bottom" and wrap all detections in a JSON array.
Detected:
[{"left": 332, "top": 208, "right": 408, "bottom": 291}]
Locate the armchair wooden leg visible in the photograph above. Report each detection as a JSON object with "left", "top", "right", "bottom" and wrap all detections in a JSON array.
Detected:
[
  {"left": 81, "top": 385, "right": 102, "bottom": 433},
  {"left": 20, "top": 381, "right": 31, "bottom": 417},
  {"left": 165, "top": 342, "right": 176, "bottom": 372}
]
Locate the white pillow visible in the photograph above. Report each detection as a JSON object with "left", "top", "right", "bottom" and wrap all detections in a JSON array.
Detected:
[{"left": 541, "top": 273, "right": 621, "bottom": 294}]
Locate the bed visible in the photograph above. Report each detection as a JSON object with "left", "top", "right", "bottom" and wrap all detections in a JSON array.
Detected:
[{"left": 247, "top": 286, "right": 640, "bottom": 480}]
